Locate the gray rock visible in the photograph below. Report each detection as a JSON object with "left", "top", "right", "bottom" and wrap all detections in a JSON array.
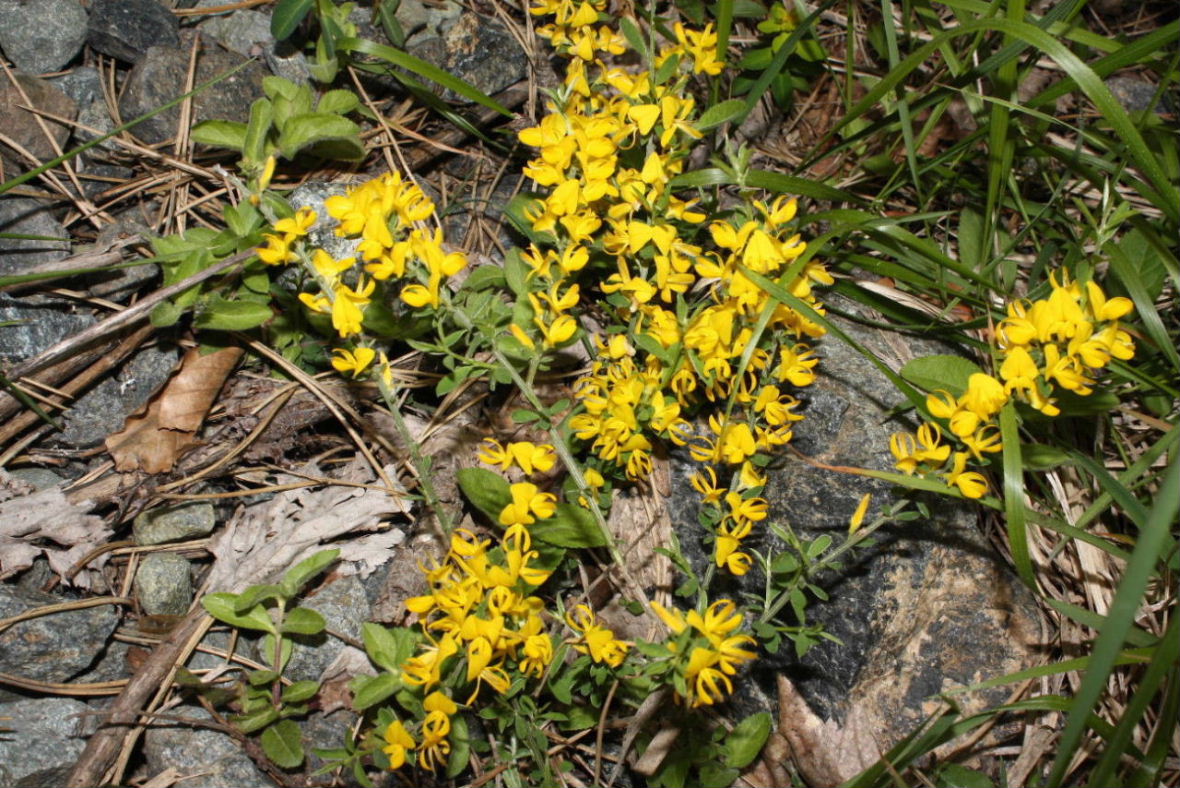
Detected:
[
  {"left": 135, "top": 552, "right": 194, "bottom": 615},
  {"left": 118, "top": 43, "right": 267, "bottom": 145},
  {"left": 667, "top": 298, "right": 1042, "bottom": 746},
  {"left": 134, "top": 501, "right": 217, "bottom": 546},
  {"left": 268, "top": 573, "right": 369, "bottom": 683},
  {"left": 143, "top": 705, "right": 271, "bottom": 788},
  {"left": 0, "top": 197, "right": 70, "bottom": 276},
  {"left": 0, "top": 584, "right": 118, "bottom": 682},
  {"left": 0, "top": 0, "right": 88, "bottom": 74},
  {"left": 86, "top": 0, "right": 179, "bottom": 64},
  {"left": 399, "top": 0, "right": 463, "bottom": 44},
  {"left": 288, "top": 181, "right": 359, "bottom": 263},
  {"left": 301, "top": 708, "right": 354, "bottom": 775},
  {"left": 48, "top": 342, "right": 178, "bottom": 448},
  {"left": 6, "top": 467, "right": 65, "bottom": 490},
  {"left": 0, "top": 73, "right": 76, "bottom": 170},
  {"left": 409, "top": 12, "right": 526, "bottom": 102},
  {"left": 0, "top": 293, "right": 93, "bottom": 364},
  {"left": 197, "top": 5, "right": 273, "bottom": 58},
  {"left": 0, "top": 697, "right": 91, "bottom": 786},
  {"left": 192, "top": 3, "right": 311, "bottom": 84},
  {"left": 49, "top": 66, "right": 115, "bottom": 149},
  {"left": 1106, "top": 76, "right": 1170, "bottom": 115}
]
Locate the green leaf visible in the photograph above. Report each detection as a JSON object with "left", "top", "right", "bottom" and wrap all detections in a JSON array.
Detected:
[
  {"left": 317, "top": 89, "right": 361, "bottom": 116},
  {"left": 362, "top": 623, "right": 418, "bottom": 673},
  {"left": 280, "top": 548, "right": 340, "bottom": 597},
  {"left": 244, "top": 98, "right": 274, "bottom": 164},
  {"left": 194, "top": 295, "right": 273, "bottom": 332},
  {"left": 618, "top": 16, "right": 649, "bottom": 61},
  {"left": 282, "top": 680, "right": 321, "bottom": 704},
  {"left": 277, "top": 113, "right": 364, "bottom": 160},
  {"left": 233, "top": 706, "right": 279, "bottom": 734},
  {"left": 282, "top": 606, "right": 326, "bottom": 636},
  {"left": 696, "top": 99, "right": 746, "bottom": 131},
  {"left": 271, "top": 0, "right": 314, "bottom": 40},
  {"left": 150, "top": 300, "right": 185, "bottom": 328},
  {"left": 456, "top": 467, "right": 512, "bottom": 522},
  {"left": 900, "top": 355, "right": 984, "bottom": 396},
  {"left": 724, "top": 712, "right": 772, "bottom": 768},
  {"left": 223, "top": 201, "right": 262, "bottom": 238},
  {"left": 1021, "top": 443, "right": 1072, "bottom": 471},
  {"left": 502, "top": 245, "right": 530, "bottom": 297},
  {"left": 699, "top": 763, "right": 741, "bottom": 788},
  {"left": 461, "top": 264, "right": 507, "bottom": 292},
  {"left": 530, "top": 503, "right": 607, "bottom": 548},
  {"left": 261, "top": 719, "right": 305, "bottom": 768},
  {"left": 202, "top": 593, "right": 276, "bottom": 633},
  {"left": 937, "top": 763, "right": 995, "bottom": 787},
  {"left": 190, "top": 120, "right": 248, "bottom": 151},
  {"left": 234, "top": 583, "right": 283, "bottom": 612},
  {"left": 446, "top": 714, "right": 470, "bottom": 778},
  {"left": 351, "top": 672, "right": 400, "bottom": 710}
]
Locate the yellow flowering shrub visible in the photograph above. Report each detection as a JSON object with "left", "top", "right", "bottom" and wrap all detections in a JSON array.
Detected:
[{"left": 238, "top": 0, "right": 1145, "bottom": 782}]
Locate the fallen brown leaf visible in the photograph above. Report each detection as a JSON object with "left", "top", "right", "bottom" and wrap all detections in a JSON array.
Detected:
[
  {"left": 775, "top": 674, "right": 883, "bottom": 788},
  {"left": 105, "top": 347, "right": 243, "bottom": 473},
  {"left": 0, "top": 468, "right": 111, "bottom": 588}
]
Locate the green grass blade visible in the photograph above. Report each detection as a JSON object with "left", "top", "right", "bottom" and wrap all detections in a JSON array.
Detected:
[
  {"left": 738, "top": 267, "right": 927, "bottom": 411},
  {"left": 1104, "top": 241, "right": 1180, "bottom": 372},
  {"left": 337, "top": 37, "right": 511, "bottom": 116},
  {"left": 827, "top": 19, "right": 1179, "bottom": 224},
  {"left": 1045, "top": 451, "right": 1180, "bottom": 788},
  {"left": 999, "top": 403, "right": 1036, "bottom": 588},
  {"left": 1086, "top": 612, "right": 1179, "bottom": 786},
  {"left": 943, "top": 647, "right": 1153, "bottom": 696},
  {"left": 668, "top": 167, "right": 863, "bottom": 203},
  {"left": 1044, "top": 598, "right": 1155, "bottom": 648}
]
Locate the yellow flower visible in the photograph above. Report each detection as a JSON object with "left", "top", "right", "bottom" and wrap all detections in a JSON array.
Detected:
[
  {"left": 566, "top": 604, "right": 630, "bottom": 667},
  {"left": 402, "top": 633, "right": 459, "bottom": 688},
  {"left": 725, "top": 491, "right": 768, "bottom": 525},
  {"left": 674, "top": 22, "right": 725, "bottom": 75},
  {"left": 849, "top": 493, "right": 871, "bottom": 535},
  {"left": 273, "top": 207, "right": 317, "bottom": 238},
  {"left": 256, "top": 234, "right": 297, "bottom": 265},
  {"left": 691, "top": 466, "right": 727, "bottom": 505},
  {"left": 416, "top": 708, "right": 452, "bottom": 772},
  {"left": 685, "top": 647, "right": 733, "bottom": 706},
  {"left": 383, "top": 719, "right": 415, "bottom": 770},
  {"left": 520, "top": 631, "right": 554, "bottom": 677},
  {"left": 331, "top": 277, "right": 374, "bottom": 338},
  {"left": 944, "top": 452, "right": 988, "bottom": 499},
  {"left": 498, "top": 482, "right": 558, "bottom": 527},
  {"left": 330, "top": 346, "right": 376, "bottom": 377},
  {"left": 1085, "top": 280, "right": 1133, "bottom": 322},
  {"left": 478, "top": 439, "right": 558, "bottom": 475},
  {"left": 715, "top": 532, "right": 752, "bottom": 575}
]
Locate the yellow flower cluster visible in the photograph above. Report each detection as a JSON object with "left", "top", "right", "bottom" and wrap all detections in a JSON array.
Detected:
[
  {"left": 382, "top": 690, "right": 458, "bottom": 772},
  {"left": 892, "top": 273, "right": 1135, "bottom": 498},
  {"left": 652, "top": 599, "right": 757, "bottom": 707},
  {"left": 517, "top": 3, "right": 833, "bottom": 576},
  {"left": 403, "top": 526, "right": 555, "bottom": 698},
  {"left": 254, "top": 172, "right": 467, "bottom": 378}
]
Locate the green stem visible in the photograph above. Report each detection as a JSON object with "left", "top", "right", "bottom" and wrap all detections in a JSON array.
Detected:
[
  {"left": 490, "top": 347, "right": 621, "bottom": 566},
  {"left": 376, "top": 377, "right": 455, "bottom": 535}
]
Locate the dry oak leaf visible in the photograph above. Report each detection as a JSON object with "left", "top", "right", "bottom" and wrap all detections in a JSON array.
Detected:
[{"left": 105, "top": 347, "right": 243, "bottom": 473}]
